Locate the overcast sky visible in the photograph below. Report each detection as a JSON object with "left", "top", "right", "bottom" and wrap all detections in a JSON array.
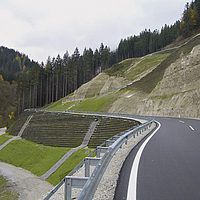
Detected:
[{"left": 0, "top": 0, "right": 188, "bottom": 63}]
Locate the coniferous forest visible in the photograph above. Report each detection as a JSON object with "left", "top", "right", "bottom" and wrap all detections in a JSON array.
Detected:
[{"left": 0, "top": 0, "right": 200, "bottom": 126}]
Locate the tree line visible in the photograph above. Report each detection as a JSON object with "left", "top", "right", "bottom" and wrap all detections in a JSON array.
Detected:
[
  {"left": 181, "top": 0, "right": 200, "bottom": 37},
  {"left": 16, "top": 44, "right": 114, "bottom": 116},
  {"left": 1, "top": 0, "right": 200, "bottom": 118},
  {"left": 0, "top": 46, "right": 35, "bottom": 83},
  {"left": 117, "top": 0, "right": 200, "bottom": 61},
  {"left": 117, "top": 21, "right": 181, "bottom": 61}
]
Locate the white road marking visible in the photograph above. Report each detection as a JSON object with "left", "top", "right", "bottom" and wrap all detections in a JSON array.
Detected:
[
  {"left": 189, "top": 126, "right": 195, "bottom": 131},
  {"left": 127, "top": 121, "right": 161, "bottom": 200},
  {"left": 179, "top": 120, "right": 195, "bottom": 131}
]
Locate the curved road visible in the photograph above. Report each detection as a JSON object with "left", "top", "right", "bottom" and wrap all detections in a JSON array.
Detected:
[{"left": 114, "top": 117, "right": 200, "bottom": 200}]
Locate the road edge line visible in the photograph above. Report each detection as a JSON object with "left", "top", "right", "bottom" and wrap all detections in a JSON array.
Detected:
[{"left": 127, "top": 120, "right": 161, "bottom": 200}]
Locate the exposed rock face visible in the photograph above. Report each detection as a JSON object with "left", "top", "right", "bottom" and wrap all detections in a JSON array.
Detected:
[{"left": 110, "top": 44, "right": 200, "bottom": 118}]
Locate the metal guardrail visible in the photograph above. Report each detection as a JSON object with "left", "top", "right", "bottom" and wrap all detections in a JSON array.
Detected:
[
  {"left": 42, "top": 111, "right": 154, "bottom": 200},
  {"left": 76, "top": 119, "right": 154, "bottom": 200}
]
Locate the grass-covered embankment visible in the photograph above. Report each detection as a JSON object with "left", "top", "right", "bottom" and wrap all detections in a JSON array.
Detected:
[
  {"left": 44, "top": 99, "right": 79, "bottom": 110},
  {"left": 105, "top": 53, "right": 170, "bottom": 81},
  {"left": 0, "top": 133, "right": 14, "bottom": 145},
  {"left": 71, "top": 91, "right": 121, "bottom": 112},
  {"left": 44, "top": 90, "right": 122, "bottom": 113},
  {"left": 47, "top": 149, "right": 94, "bottom": 185},
  {"left": 0, "top": 138, "right": 93, "bottom": 186}
]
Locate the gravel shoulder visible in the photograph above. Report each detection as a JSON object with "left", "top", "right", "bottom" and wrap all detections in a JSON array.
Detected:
[{"left": 0, "top": 161, "right": 53, "bottom": 200}]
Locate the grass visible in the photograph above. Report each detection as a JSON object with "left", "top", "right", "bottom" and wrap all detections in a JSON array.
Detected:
[
  {"left": 47, "top": 149, "right": 94, "bottom": 185},
  {"left": 0, "top": 133, "right": 14, "bottom": 145},
  {"left": 43, "top": 98, "right": 63, "bottom": 109},
  {"left": 69, "top": 91, "right": 121, "bottom": 112},
  {"left": 125, "top": 53, "right": 170, "bottom": 81},
  {"left": 105, "top": 53, "right": 170, "bottom": 81},
  {"left": 0, "top": 175, "right": 19, "bottom": 200},
  {"left": 45, "top": 89, "right": 125, "bottom": 113},
  {"left": 105, "top": 58, "right": 137, "bottom": 77},
  {"left": 44, "top": 98, "right": 79, "bottom": 110},
  {"left": 7, "top": 122, "right": 15, "bottom": 133},
  {"left": 126, "top": 34, "right": 200, "bottom": 93},
  {"left": 0, "top": 139, "right": 70, "bottom": 176},
  {"left": 0, "top": 137, "right": 93, "bottom": 186}
]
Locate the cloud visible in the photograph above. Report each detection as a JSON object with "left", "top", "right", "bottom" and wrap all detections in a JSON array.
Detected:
[{"left": 0, "top": 0, "right": 187, "bottom": 63}]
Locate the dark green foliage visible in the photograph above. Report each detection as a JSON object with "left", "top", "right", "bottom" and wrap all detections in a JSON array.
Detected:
[
  {"left": 181, "top": 0, "right": 200, "bottom": 37},
  {"left": 15, "top": 45, "right": 114, "bottom": 116},
  {"left": 117, "top": 22, "right": 182, "bottom": 62},
  {"left": 0, "top": 80, "right": 17, "bottom": 127},
  {"left": 0, "top": 46, "right": 35, "bottom": 83}
]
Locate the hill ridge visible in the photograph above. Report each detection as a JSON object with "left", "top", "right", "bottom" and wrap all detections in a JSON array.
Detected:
[{"left": 58, "top": 34, "right": 200, "bottom": 118}]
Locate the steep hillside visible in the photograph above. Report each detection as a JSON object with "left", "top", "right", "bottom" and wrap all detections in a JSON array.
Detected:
[
  {"left": 58, "top": 35, "right": 200, "bottom": 118},
  {"left": 61, "top": 53, "right": 170, "bottom": 105},
  {"left": 111, "top": 35, "right": 200, "bottom": 118}
]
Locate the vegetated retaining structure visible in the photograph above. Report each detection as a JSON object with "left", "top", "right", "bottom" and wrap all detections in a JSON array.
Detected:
[
  {"left": 44, "top": 114, "right": 154, "bottom": 200},
  {"left": 9, "top": 109, "right": 140, "bottom": 149}
]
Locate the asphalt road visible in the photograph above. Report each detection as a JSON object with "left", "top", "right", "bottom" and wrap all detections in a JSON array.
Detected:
[{"left": 114, "top": 117, "right": 200, "bottom": 200}]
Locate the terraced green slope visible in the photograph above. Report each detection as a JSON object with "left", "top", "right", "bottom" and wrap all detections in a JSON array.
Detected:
[{"left": 9, "top": 110, "right": 140, "bottom": 148}]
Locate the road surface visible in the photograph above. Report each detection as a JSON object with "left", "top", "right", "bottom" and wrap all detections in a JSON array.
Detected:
[{"left": 114, "top": 117, "right": 200, "bottom": 200}]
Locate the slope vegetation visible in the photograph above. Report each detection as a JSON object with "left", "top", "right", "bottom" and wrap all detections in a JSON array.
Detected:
[{"left": 59, "top": 34, "right": 200, "bottom": 118}]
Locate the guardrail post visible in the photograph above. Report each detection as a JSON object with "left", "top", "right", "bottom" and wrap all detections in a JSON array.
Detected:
[
  {"left": 125, "top": 138, "right": 128, "bottom": 145},
  {"left": 105, "top": 140, "right": 115, "bottom": 147},
  {"left": 85, "top": 157, "right": 101, "bottom": 177},
  {"left": 64, "top": 177, "right": 88, "bottom": 200},
  {"left": 96, "top": 147, "right": 109, "bottom": 158},
  {"left": 64, "top": 177, "right": 72, "bottom": 200},
  {"left": 112, "top": 136, "right": 120, "bottom": 140}
]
